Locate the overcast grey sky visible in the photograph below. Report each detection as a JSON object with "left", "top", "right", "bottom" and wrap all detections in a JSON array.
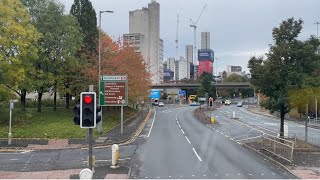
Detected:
[{"left": 58, "top": 0, "right": 320, "bottom": 73}]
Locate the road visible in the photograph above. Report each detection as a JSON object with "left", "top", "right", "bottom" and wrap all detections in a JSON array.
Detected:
[
  {"left": 129, "top": 104, "right": 295, "bottom": 179},
  {"left": 218, "top": 103, "right": 320, "bottom": 145}
]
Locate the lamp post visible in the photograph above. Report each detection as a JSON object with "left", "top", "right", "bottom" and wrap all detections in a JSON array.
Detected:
[{"left": 98, "top": 10, "right": 113, "bottom": 134}]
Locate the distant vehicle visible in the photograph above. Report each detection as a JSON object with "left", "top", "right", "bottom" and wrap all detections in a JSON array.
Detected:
[
  {"left": 152, "top": 99, "right": 159, "bottom": 106},
  {"left": 225, "top": 100, "right": 231, "bottom": 105},
  {"left": 189, "top": 95, "right": 197, "bottom": 105},
  {"left": 159, "top": 102, "right": 164, "bottom": 107},
  {"left": 189, "top": 102, "right": 198, "bottom": 106},
  {"left": 237, "top": 102, "right": 243, "bottom": 107}
]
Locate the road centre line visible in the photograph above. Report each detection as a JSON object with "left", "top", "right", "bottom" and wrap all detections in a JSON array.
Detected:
[
  {"left": 147, "top": 109, "right": 157, "bottom": 137},
  {"left": 181, "top": 129, "right": 185, "bottom": 134},
  {"left": 192, "top": 148, "right": 202, "bottom": 161},
  {"left": 178, "top": 124, "right": 181, "bottom": 129},
  {"left": 185, "top": 136, "right": 191, "bottom": 144}
]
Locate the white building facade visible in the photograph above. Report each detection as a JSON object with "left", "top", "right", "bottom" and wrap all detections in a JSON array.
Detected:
[{"left": 201, "top": 32, "right": 210, "bottom": 49}]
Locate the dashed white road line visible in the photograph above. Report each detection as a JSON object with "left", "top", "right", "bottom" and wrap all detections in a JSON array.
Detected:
[
  {"left": 147, "top": 109, "right": 157, "bottom": 137},
  {"left": 192, "top": 148, "right": 202, "bottom": 161},
  {"left": 181, "top": 129, "right": 185, "bottom": 134},
  {"left": 185, "top": 136, "right": 191, "bottom": 144},
  {"left": 178, "top": 124, "right": 181, "bottom": 129}
]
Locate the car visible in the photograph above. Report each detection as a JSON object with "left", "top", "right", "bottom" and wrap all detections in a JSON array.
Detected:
[
  {"left": 158, "top": 102, "right": 164, "bottom": 107},
  {"left": 189, "top": 102, "right": 198, "bottom": 106},
  {"left": 225, "top": 100, "right": 231, "bottom": 105},
  {"left": 237, "top": 102, "right": 243, "bottom": 107}
]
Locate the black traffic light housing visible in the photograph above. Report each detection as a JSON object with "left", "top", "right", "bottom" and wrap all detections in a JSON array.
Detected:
[
  {"left": 96, "top": 104, "right": 102, "bottom": 123},
  {"left": 80, "top": 92, "right": 96, "bottom": 128},
  {"left": 73, "top": 104, "right": 80, "bottom": 125}
]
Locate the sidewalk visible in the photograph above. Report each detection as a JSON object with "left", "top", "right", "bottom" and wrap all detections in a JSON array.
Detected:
[{"left": 0, "top": 166, "right": 129, "bottom": 179}]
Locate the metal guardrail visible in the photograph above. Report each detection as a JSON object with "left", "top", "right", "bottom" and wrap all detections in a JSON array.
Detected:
[{"left": 261, "top": 134, "right": 294, "bottom": 162}]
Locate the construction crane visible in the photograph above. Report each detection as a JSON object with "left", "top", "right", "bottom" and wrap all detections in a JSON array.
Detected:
[
  {"left": 190, "top": 4, "right": 207, "bottom": 79},
  {"left": 175, "top": 13, "right": 179, "bottom": 61}
]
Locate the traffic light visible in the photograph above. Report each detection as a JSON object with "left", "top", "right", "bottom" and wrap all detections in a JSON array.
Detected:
[
  {"left": 96, "top": 104, "right": 102, "bottom": 124},
  {"left": 73, "top": 104, "right": 80, "bottom": 125},
  {"left": 80, "top": 92, "right": 96, "bottom": 128}
]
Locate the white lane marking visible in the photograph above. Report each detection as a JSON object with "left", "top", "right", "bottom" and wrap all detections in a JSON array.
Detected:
[
  {"left": 235, "top": 135, "right": 263, "bottom": 142},
  {"left": 145, "top": 177, "right": 148, "bottom": 179},
  {"left": 176, "top": 120, "right": 179, "bottom": 124},
  {"left": 203, "top": 174, "right": 206, "bottom": 177},
  {"left": 147, "top": 109, "right": 157, "bottom": 137},
  {"left": 226, "top": 174, "right": 229, "bottom": 176},
  {"left": 192, "top": 175, "right": 195, "bottom": 177},
  {"left": 10, "top": 158, "right": 19, "bottom": 161},
  {"left": 238, "top": 174, "right": 241, "bottom": 176},
  {"left": 272, "top": 172, "right": 276, "bottom": 175},
  {"left": 216, "top": 130, "right": 220, "bottom": 133},
  {"left": 220, "top": 132, "right": 224, "bottom": 135},
  {"left": 192, "top": 148, "right": 202, "bottom": 161},
  {"left": 181, "top": 129, "right": 185, "bottom": 134},
  {"left": 168, "top": 176, "right": 171, "bottom": 178},
  {"left": 185, "top": 136, "right": 191, "bottom": 144},
  {"left": 230, "top": 138, "right": 234, "bottom": 141},
  {"left": 261, "top": 174, "right": 264, "bottom": 176},
  {"left": 237, "top": 142, "right": 241, "bottom": 145},
  {"left": 249, "top": 173, "right": 252, "bottom": 176},
  {"left": 225, "top": 135, "right": 229, "bottom": 138},
  {"left": 178, "top": 124, "right": 181, "bottom": 129}
]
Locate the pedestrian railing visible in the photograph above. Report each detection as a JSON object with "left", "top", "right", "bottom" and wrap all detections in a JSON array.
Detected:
[
  {"left": 288, "top": 133, "right": 320, "bottom": 149},
  {"left": 261, "top": 134, "right": 294, "bottom": 162}
]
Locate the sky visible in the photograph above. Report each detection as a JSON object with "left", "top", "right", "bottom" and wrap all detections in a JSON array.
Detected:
[{"left": 58, "top": 0, "right": 320, "bottom": 73}]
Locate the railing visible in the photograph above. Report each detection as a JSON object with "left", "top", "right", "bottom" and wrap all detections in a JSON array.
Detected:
[
  {"left": 289, "top": 133, "right": 320, "bottom": 149},
  {"left": 261, "top": 134, "right": 294, "bottom": 162}
]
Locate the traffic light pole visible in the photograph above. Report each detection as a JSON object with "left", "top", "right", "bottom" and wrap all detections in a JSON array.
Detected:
[
  {"left": 88, "top": 85, "right": 94, "bottom": 171},
  {"left": 89, "top": 128, "right": 93, "bottom": 170}
]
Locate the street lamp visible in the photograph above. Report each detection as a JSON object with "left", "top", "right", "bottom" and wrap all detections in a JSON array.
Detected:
[{"left": 98, "top": 10, "right": 113, "bottom": 134}]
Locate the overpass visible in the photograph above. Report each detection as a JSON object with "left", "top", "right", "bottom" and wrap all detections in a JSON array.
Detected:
[{"left": 151, "top": 82, "right": 251, "bottom": 90}]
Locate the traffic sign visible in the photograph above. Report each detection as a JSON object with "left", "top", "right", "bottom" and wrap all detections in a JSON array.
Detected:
[
  {"left": 178, "top": 90, "right": 186, "bottom": 96},
  {"left": 198, "top": 97, "right": 207, "bottom": 101},
  {"left": 99, "top": 75, "right": 128, "bottom": 106}
]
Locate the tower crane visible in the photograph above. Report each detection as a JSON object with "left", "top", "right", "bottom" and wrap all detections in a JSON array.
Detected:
[{"left": 190, "top": 4, "right": 207, "bottom": 79}]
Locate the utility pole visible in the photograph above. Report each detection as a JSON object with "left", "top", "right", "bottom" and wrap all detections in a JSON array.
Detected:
[
  {"left": 98, "top": 10, "right": 113, "bottom": 135},
  {"left": 315, "top": 22, "right": 319, "bottom": 124}
]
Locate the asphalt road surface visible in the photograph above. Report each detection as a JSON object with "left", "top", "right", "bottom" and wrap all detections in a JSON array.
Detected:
[{"left": 129, "top": 104, "right": 295, "bottom": 179}]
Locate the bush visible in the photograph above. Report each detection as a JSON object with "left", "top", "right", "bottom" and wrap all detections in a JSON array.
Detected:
[{"left": 14, "top": 99, "right": 76, "bottom": 109}]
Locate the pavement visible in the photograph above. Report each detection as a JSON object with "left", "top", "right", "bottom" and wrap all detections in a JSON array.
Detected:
[
  {"left": 128, "top": 104, "right": 295, "bottom": 179},
  {"left": 0, "top": 107, "right": 152, "bottom": 179}
]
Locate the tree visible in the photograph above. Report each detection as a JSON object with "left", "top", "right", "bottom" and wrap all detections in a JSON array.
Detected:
[
  {"left": 22, "top": 0, "right": 83, "bottom": 111},
  {"left": 70, "top": 0, "right": 98, "bottom": 55},
  {"left": 248, "top": 18, "right": 320, "bottom": 138},
  {"left": 84, "top": 33, "right": 151, "bottom": 105},
  {"left": 197, "top": 72, "right": 216, "bottom": 99},
  {"left": 224, "top": 74, "right": 246, "bottom": 82},
  {"left": 0, "top": 0, "right": 40, "bottom": 105}
]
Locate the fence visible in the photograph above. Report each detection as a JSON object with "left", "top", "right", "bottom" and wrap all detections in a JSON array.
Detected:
[
  {"left": 261, "top": 134, "right": 294, "bottom": 162},
  {"left": 288, "top": 133, "right": 320, "bottom": 149}
]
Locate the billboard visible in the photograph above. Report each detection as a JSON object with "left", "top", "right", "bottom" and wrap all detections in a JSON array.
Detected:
[
  {"left": 149, "top": 90, "right": 161, "bottom": 99},
  {"left": 198, "top": 61, "right": 213, "bottom": 77},
  {"left": 198, "top": 49, "right": 214, "bottom": 62}
]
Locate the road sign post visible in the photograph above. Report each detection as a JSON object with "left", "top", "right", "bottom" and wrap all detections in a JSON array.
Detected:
[
  {"left": 8, "top": 100, "right": 14, "bottom": 145},
  {"left": 100, "top": 75, "right": 128, "bottom": 135}
]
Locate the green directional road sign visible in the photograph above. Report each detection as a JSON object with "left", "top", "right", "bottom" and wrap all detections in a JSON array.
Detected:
[{"left": 99, "top": 75, "right": 128, "bottom": 106}]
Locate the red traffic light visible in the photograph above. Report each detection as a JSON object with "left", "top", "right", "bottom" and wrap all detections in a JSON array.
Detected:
[{"left": 84, "top": 95, "right": 92, "bottom": 104}]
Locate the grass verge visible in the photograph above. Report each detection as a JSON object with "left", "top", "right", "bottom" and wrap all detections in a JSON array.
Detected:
[{"left": 0, "top": 107, "right": 137, "bottom": 139}]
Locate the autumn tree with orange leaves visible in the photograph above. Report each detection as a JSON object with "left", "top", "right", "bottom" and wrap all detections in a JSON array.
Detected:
[{"left": 84, "top": 33, "right": 151, "bottom": 105}]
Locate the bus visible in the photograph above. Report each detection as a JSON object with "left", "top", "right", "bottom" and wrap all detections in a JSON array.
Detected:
[{"left": 189, "top": 95, "right": 197, "bottom": 105}]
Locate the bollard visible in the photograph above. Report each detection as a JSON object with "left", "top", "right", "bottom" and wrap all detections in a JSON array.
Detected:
[
  {"left": 79, "top": 168, "right": 93, "bottom": 179},
  {"left": 211, "top": 114, "right": 215, "bottom": 124},
  {"left": 232, "top": 111, "right": 236, "bottom": 119},
  {"left": 284, "top": 124, "right": 288, "bottom": 138},
  {"left": 110, "top": 144, "right": 119, "bottom": 169}
]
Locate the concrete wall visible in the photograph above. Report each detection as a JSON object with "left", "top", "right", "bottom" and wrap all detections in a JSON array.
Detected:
[{"left": 201, "top": 32, "right": 210, "bottom": 49}]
